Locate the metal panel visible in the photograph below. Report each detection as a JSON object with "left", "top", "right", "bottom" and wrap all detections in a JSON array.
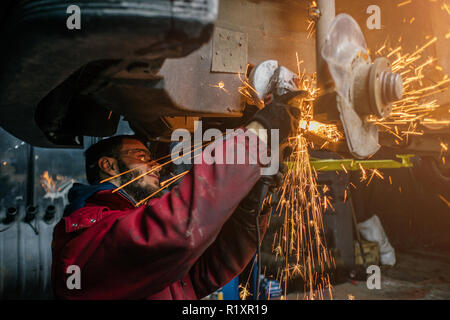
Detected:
[{"left": 211, "top": 27, "right": 248, "bottom": 73}]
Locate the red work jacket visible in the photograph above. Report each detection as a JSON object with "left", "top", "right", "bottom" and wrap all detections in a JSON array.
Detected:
[{"left": 51, "top": 130, "right": 269, "bottom": 299}]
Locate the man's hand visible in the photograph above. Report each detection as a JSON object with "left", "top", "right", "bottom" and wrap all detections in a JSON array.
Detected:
[
  {"left": 237, "top": 162, "right": 287, "bottom": 215},
  {"left": 249, "top": 100, "right": 302, "bottom": 144}
]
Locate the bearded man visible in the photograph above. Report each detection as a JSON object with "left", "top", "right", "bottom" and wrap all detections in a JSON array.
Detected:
[{"left": 51, "top": 101, "right": 298, "bottom": 299}]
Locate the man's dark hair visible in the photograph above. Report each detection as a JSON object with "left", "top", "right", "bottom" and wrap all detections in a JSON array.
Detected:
[{"left": 84, "top": 135, "right": 145, "bottom": 185}]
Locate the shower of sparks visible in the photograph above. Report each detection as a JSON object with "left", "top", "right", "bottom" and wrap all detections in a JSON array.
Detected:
[
  {"left": 235, "top": 58, "right": 345, "bottom": 300},
  {"left": 272, "top": 61, "right": 335, "bottom": 300},
  {"left": 236, "top": 58, "right": 336, "bottom": 299},
  {"left": 293, "top": 56, "right": 344, "bottom": 146},
  {"left": 369, "top": 36, "right": 450, "bottom": 141}
]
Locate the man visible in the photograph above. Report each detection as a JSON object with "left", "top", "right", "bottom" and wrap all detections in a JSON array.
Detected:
[{"left": 51, "top": 102, "right": 299, "bottom": 299}]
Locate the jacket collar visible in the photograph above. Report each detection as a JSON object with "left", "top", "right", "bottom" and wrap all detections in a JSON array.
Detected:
[
  {"left": 87, "top": 187, "right": 138, "bottom": 210},
  {"left": 64, "top": 182, "right": 138, "bottom": 217}
]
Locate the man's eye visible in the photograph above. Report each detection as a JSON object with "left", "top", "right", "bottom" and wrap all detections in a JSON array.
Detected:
[{"left": 135, "top": 152, "right": 150, "bottom": 161}]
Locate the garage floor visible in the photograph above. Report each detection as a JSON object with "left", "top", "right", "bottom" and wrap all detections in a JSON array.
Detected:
[{"left": 286, "top": 250, "right": 450, "bottom": 300}]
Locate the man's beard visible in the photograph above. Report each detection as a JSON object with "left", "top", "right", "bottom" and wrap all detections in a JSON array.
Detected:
[{"left": 117, "top": 159, "right": 160, "bottom": 203}]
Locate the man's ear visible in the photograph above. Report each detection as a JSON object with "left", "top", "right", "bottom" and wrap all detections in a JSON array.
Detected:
[{"left": 98, "top": 156, "right": 118, "bottom": 177}]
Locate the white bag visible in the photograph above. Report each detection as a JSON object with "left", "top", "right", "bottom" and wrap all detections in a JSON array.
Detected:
[{"left": 357, "top": 215, "right": 396, "bottom": 266}]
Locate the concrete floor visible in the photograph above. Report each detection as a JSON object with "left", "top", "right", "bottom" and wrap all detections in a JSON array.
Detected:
[{"left": 286, "top": 250, "right": 450, "bottom": 300}]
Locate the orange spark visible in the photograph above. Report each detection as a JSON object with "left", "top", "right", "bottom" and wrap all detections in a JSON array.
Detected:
[
  {"left": 438, "top": 194, "right": 450, "bottom": 207},
  {"left": 210, "top": 81, "right": 229, "bottom": 93}
]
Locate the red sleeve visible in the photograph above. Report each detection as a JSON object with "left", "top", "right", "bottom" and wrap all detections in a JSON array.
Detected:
[
  {"left": 189, "top": 204, "right": 270, "bottom": 299},
  {"left": 53, "top": 129, "right": 268, "bottom": 299}
]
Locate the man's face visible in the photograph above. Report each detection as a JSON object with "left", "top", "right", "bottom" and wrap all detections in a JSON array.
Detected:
[{"left": 116, "top": 139, "right": 161, "bottom": 202}]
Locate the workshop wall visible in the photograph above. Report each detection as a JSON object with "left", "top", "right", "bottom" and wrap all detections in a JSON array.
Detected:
[{"left": 216, "top": 0, "right": 315, "bottom": 73}]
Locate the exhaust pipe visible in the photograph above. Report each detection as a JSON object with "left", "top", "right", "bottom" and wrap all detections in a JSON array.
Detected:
[{"left": 25, "top": 206, "right": 37, "bottom": 222}]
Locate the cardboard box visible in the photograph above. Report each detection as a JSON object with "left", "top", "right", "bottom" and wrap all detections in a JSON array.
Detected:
[{"left": 355, "top": 240, "right": 380, "bottom": 266}]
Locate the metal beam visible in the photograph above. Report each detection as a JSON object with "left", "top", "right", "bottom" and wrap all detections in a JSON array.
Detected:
[{"left": 315, "top": 0, "right": 336, "bottom": 92}]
